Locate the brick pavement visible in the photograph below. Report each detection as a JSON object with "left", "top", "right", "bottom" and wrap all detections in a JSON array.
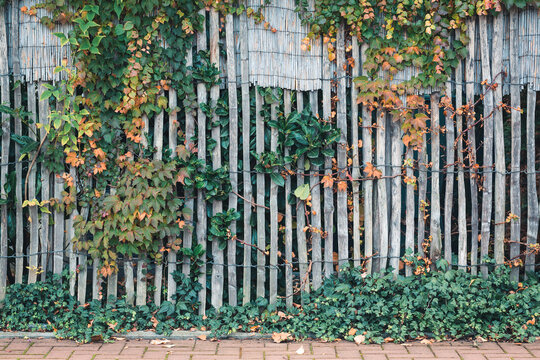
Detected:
[{"left": 0, "top": 338, "right": 538, "bottom": 359}]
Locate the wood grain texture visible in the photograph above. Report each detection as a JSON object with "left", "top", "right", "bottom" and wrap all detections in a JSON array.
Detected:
[
  {"left": 430, "top": 92, "right": 442, "bottom": 265},
  {"left": 310, "top": 91, "right": 322, "bottom": 289},
  {"left": 455, "top": 55, "right": 467, "bottom": 270},
  {"left": 361, "top": 44, "right": 374, "bottom": 274},
  {"left": 509, "top": 8, "right": 521, "bottom": 281},
  {"left": 196, "top": 10, "right": 208, "bottom": 314},
  {"left": 38, "top": 83, "right": 50, "bottom": 281},
  {"left": 444, "top": 81, "right": 454, "bottom": 266},
  {"left": 336, "top": 27, "right": 348, "bottom": 271},
  {"left": 284, "top": 90, "right": 293, "bottom": 307},
  {"left": 525, "top": 85, "right": 539, "bottom": 274},
  {"left": 0, "top": 8, "right": 9, "bottom": 300},
  {"left": 255, "top": 88, "right": 266, "bottom": 299},
  {"left": 465, "top": 18, "right": 479, "bottom": 275},
  {"left": 269, "top": 89, "right": 279, "bottom": 304},
  {"left": 27, "top": 83, "right": 39, "bottom": 284},
  {"left": 351, "top": 38, "right": 361, "bottom": 268},
  {"left": 225, "top": 13, "right": 238, "bottom": 307},
  {"left": 209, "top": 9, "right": 223, "bottom": 310},
  {"left": 376, "top": 111, "right": 388, "bottom": 271},
  {"left": 479, "top": 15, "right": 494, "bottom": 278},
  {"left": 492, "top": 15, "right": 505, "bottom": 269}
]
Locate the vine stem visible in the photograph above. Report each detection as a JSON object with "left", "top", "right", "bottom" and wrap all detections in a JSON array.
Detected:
[{"left": 24, "top": 135, "right": 47, "bottom": 202}]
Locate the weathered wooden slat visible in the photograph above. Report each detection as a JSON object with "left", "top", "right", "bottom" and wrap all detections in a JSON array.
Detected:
[
  {"left": 12, "top": 0, "right": 24, "bottom": 284},
  {"left": 444, "top": 81, "right": 454, "bottom": 266},
  {"left": 417, "top": 130, "right": 428, "bottom": 259},
  {"left": 0, "top": 8, "right": 9, "bottom": 300},
  {"left": 38, "top": 82, "right": 50, "bottom": 281},
  {"left": 53, "top": 98, "right": 65, "bottom": 277},
  {"left": 226, "top": 13, "right": 238, "bottom": 306},
  {"left": 168, "top": 85, "right": 179, "bottom": 301},
  {"left": 67, "top": 167, "right": 77, "bottom": 296},
  {"left": 240, "top": 11, "right": 252, "bottom": 305},
  {"left": 153, "top": 98, "right": 164, "bottom": 306},
  {"left": 405, "top": 146, "right": 414, "bottom": 276},
  {"left": 135, "top": 256, "right": 145, "bottom": 306},
  {"left": 93, "top": 257, "right": 101, "bottom": 300},
  {"left": 309, "top": 91, "right": 322, "bottom": 289},
  {"left": 296, "top": 93, "right": 308, "bottom": 295},
  {"left": 466, "top": 18, "right": 479, "bottom": 275},
  {"left": 78, "top": 201, "right": 90, "bottom": 304},
  {"left": 124, "top": 259, "right": 134, "bottom": 306},
  {"left": 269, "top": 89, "right": 278, "bottom": 304},
  {"left": 322, "top": 42, "right": 334, "bottom": 278},
  {"left": 479, "top": 15, "right": 494, "bottom": 277},
  {"left": 255, "top": 88, "right": 266, "bottom": 299},
  {"left": 389, "top": 106, "right": 402, "bottom": 275},
  {"left": 27, "top": 83, "right": 40, "bottom": 284},
  {"left": 509, "top": 8, "right": 521, "bottom": 281},
  {"left": 455, "top": 55, "right": 467, "bottom": 270},
  {"left": 492, "top": 14, "right": 505, "bottom": 269},
  {"left": 351, "top": 37, "right": 361, "bottom": 268},
  {"left": 284, "top": 90, "right": 293, "bottom": 308},
  {"left": 196, "top": 9, "right": 208, "bottom": 314},
  {"left": 376, "top": 110, "right": 388, "bottom": 271},
  {"left": 336, "top": 27, "right": 348, "bottom": 271},
  {"left": 430, "top": 92, "right": 442, "bottom": 265},
  {"left": 525, "top": 85, "right": 538, "bottom": 274},
  {"left": 361, "top": 44, "right": 374, "bottom": 274},
  {"left": 209, "top": 9, "right": 223, "bottom": 310}
]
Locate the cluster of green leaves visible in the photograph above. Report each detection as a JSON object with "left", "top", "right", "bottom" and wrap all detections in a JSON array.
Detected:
[
  {"left": 73, "top": 159, "right": 190, "bottom": 272},
  {"left": 209, "top": 209, "right": 241, "bottom": 250},
  {"left": 2, "top": 264, "right": 538, "bottom": 343},
  {"left": 255, "top": 101, "right": 340, "bottom": 187}
]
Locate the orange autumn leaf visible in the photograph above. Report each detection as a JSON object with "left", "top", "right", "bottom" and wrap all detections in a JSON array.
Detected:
[
  {"left": 93, "top": 162, "right": 107, "bottom": 175},
  {"left": 364, "top": 162, "right": 382, "bottom": 179},
  {"left": 93, "top": 148, "right": 106, "bottom": 160},
  {"left": 321, "top": 175, "right": 334, "bottom": 188},
  {"left": 66, "top": 152, "right": 84, "bottom": 167},
  {"left": 337, "top": 181, "right": 347, "bottom": 192},
  {"left": 328, "top": 51, "right": 336, "bottom": 62}
]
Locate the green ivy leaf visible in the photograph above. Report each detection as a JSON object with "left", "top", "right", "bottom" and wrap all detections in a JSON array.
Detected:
[{"left": 294, "top": 183, "right": 310, "bottom": 201}]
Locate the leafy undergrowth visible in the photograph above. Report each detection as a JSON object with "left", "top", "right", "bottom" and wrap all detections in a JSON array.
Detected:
[{"left": 0, "top": 265, "right": 538, "bottom": 344}]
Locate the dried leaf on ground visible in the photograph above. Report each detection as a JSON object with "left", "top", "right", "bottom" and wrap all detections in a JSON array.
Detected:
[{"left": 272, "top": 332, "right": 292, "bottom": 343}]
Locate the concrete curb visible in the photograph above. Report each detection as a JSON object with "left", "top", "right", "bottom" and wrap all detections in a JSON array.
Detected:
[{"left": 0, "top": 331, "right": 272, "bottom": 340}]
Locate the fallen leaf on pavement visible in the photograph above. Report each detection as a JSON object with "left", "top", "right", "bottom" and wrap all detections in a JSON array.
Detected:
[
  {"left": 272, "top": 332, "right": 292, "bottom": 343},
  {"left": 354, "top": 335, "right": 365, "bottom": 345},
  {"left": 296, "top": 346, "right": 305, "bottom": 354},
  {"left": 150, "top": 339, "right": 170, "bottom": 345}
]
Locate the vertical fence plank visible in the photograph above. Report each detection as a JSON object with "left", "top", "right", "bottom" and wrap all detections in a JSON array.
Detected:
[
  {"left": 492, "top": 15, "right": 505, "bottom": 268},
  {"left": 196, "top": 9, "right": 208, "bottom": 313},
  {"left": 376, "top": 111, "right": 388, "bottom": 270},
  {"left": 525, "top": 85, "right": 538, "bottom": 274},
  {"left": 444, "top": 81, "right": 454, "bottom": 266},
  {"left": 209, "top": 9, "right": 223, "bottom": 310},
  {"left": 12, "top": 0, "right": 24, "bottom": 284},
  {"left": 38, "top": 82, "right": 50, "bottom": 281},
  {"left": 509, "top": 9, "right": 521, "bottom": 280},
  {"left": 78, "top": 200, "right": 89, "bottom": 304},
  {"left": 124, "top": 258, "right": 134, "bottom": 306},
  {"left": 389, "top": 109, "right": 402, "bottom": 275},
  {"left": 360, "top": 44, "right": 373, "bottom": 274},
  {"left": 351, "top": 38, "right": 361, "bottom": 268},
  {"left": 107, "top": 188, "right": 117, "bottom": 303},
  {"left": 27, "top": 83, "right": 39, "bottom": 284},
  {"left": 181, "top": 47, "right": 194, "bottom": 279},
  {"left": 456, "top": 55, "right": 467, "bottom": 270},
  {"left": 269, "top": 89, "right": 278, "bottom": 304},
  {"left": 336, "top": 27, "right": 348, "bottom": 270},
  {"left": 255, "top": 88, "right": 266, "bottom": 299},
  {"left": 284, "top": 90, "right": 293, "bottom": 307},
  {"left": 0, "top": 8, "right": 9, "bottom": 300},
  {"left": 225, "top": 13, "right": 238, "bottom": 307},
  {"left": 93, "top": 257, "right": 101, "bottom": 300},
  {"left": 67, "top": 167, "right": 77, "bottom": 296},
  {"left": 417, "top": 128, "right": 428, "bottom": 258},
  {"left": 309, "top": 91, "right": 322, "bottom": 289},
  {"left": 430, "top": 92, "right": 442, "bottom": 264},
  {"left": 296, "top": 93, "right": 308, "bottom": 294},
  {"left": 405, "top": 146, "right": 414, "bottom": 276},
  {"left": 479, "top": 15, "right": 494, "bottom": 277},
  {"left": 53, "top": 100, "right": 64, "bottom": 277},
  {"left": 240, "top": 12, "right": 252, "bottom": 305},
  {"left": 322, "top": 42, "right": 334, "bottom": 278},
  {"left": 466, "top": 18, "right": 479, "bottom": 275},
  {"left": 153, "top": 99, "right": 164, "bottom": 306},
  {"left": 168, "top": 82, "right": 179, "bottom": 301}
]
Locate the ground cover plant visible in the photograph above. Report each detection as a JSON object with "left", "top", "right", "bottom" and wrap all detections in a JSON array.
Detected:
[{"left": 0, "top": 263, "right": 538, "bottom": 344}]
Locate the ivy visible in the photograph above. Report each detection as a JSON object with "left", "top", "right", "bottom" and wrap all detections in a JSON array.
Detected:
[{"left": 1, "top": 264, "right": 538, "bottom": 343}]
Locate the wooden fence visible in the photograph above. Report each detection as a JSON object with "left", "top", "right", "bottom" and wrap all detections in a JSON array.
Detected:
[{"left": 0, "top": 2, "right": 539, "bottom": 310}]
